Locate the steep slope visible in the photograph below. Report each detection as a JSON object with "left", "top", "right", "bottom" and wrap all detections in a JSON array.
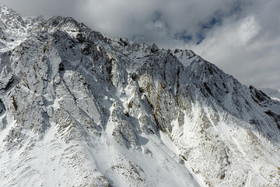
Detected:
[{"left": 0, "top": 5, "right": 280, "bottom": 187}]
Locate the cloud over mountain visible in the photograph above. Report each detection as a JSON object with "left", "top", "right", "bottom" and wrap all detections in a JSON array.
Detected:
[{"left": 1, "top": 0, "right": 279, "bottom": 89}]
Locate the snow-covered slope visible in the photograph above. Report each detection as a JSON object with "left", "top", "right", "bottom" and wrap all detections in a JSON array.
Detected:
[{"left": 1, "top": 5, "right": 280, "bottom": 187}]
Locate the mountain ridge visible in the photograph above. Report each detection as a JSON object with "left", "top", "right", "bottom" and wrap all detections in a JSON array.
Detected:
[{"left": 0, "top": 5, "right": 280, "bottom": 187}]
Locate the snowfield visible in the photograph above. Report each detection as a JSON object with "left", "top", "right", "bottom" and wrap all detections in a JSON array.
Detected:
[{"left": 0, "top": 5, "right": 280, "bottom": 187}]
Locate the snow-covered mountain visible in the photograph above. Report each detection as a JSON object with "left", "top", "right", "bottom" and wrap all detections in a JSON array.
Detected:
[
  {"left": 261, "top": 88, "right": 280, "bottom": 101},
  {"left": 1, "top": 5, "right": 280, "bottom": 187}
]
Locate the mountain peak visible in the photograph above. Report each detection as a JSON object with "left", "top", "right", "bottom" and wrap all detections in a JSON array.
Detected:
[
  {"left": 1, "top": 6, "right": 280, "bottom": 187},
  {"left": 0, "top": 4, "right": 26, "bottom": 28}
]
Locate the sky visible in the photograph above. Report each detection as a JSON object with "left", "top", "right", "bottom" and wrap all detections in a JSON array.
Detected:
[{"left": 1, "top": 0, "right": 279, "bottom": 90}]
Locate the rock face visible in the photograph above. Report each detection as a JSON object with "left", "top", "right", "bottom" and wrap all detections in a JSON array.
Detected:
[{"left": 1, "top": 5, "right": 280, "bottom": 187}]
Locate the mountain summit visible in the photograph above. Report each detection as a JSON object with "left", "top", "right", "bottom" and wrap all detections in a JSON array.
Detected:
[{"left": 0, "top": 5, "right": 280, "bottom": 187}]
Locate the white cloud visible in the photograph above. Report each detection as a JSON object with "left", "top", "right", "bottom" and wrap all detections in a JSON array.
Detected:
[
  {"left": 190, "top": 4, "right": 280, "bottom": 90},
  {"left": 238, "top": 16, "right": 259, "bottom": 43}
]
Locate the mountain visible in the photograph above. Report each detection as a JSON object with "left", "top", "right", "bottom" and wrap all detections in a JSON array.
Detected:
[
  {"left": 261, "top": 88, "right": 280, "bottom": 101},
  {"left": 1, "top": 5, "right": 280, "bottom": 187}
]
